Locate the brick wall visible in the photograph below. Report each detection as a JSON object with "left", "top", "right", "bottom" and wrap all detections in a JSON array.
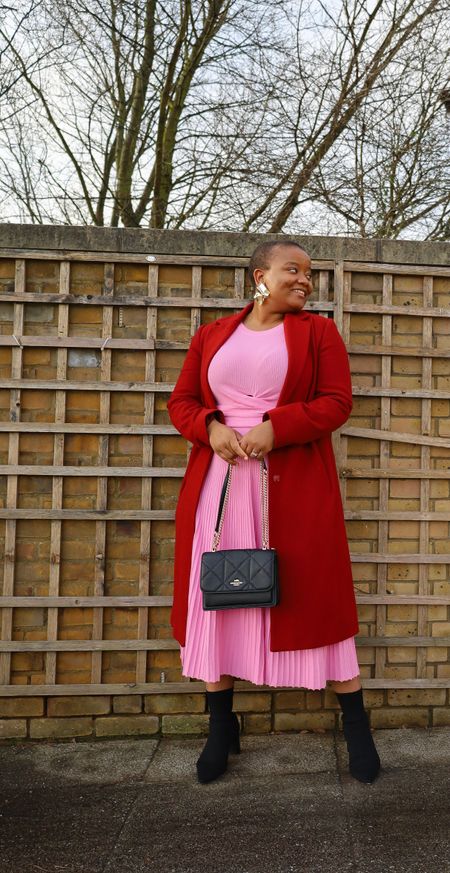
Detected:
[{"left": 0, "top": 225, "right": 449, "bottom": 740}]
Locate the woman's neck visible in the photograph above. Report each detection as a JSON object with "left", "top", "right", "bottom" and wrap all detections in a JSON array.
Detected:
[{"left": 243, "top": 307, "right": 284, "bottom": 330}]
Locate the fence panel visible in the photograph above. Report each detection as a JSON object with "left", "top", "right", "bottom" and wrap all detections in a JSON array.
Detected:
[{"left": 0, "top": 238, "right": 449, "bottom": 735}]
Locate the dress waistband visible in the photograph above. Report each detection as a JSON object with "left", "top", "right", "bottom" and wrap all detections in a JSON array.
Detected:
[{"left": 220, "top": 414, "right": 267, "bottom": 432}]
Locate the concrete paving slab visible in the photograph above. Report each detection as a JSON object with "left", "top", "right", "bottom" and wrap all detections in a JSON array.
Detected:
[
  {"left": 144, "top": 737, "right": 210, "bottom": 783},
  {"left": 0, "top": 738, "right": 158, "bottom": 786},
  {"left": 334, "top": 726, "right": 450, "bottom": 778},
  {"left": 145, "top": 733, "right": 336, "bottom": 783},
  {"left": 340, "top": 767, "right": 450, "bottom": 873},
  {"left": 233, "top": 733, "right": 337, "bottom": 779},
  {"left": 366, "top": 726, "right": 450, "bottom": 769},
  {"left": 0, "top": 764, "right": 138, "bottom": 873},
  {"left": 103, "top": 772, "right": 353, "bottom": 873},
  {"left": 0, "top": 729, "right": 449, "bottom": 873}
]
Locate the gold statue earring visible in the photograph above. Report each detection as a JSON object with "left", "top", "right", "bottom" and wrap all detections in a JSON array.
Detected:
[{"left": 253, "top": 282, "right": 270, "bottom": 306}]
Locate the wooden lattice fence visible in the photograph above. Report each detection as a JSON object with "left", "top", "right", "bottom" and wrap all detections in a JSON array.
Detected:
[{"left": 0, "top": 229, "right": 449, "bottom": 737}]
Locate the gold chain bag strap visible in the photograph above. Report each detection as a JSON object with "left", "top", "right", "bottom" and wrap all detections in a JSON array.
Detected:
[{"left": 199, "top": 459, "right": 279, "bottom": 610}]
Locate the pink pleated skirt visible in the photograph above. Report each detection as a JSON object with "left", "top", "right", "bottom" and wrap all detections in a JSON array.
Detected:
[{"left": 179, "top": 446, "right": 360, "bottom": 691}]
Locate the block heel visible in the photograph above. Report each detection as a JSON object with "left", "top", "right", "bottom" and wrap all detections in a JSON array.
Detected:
[
  {"left": 229, "top": 712, "right": 241, "bottom": 754},
  {"left": 229, "top": 734, "right": 241, "bottom": 754}
]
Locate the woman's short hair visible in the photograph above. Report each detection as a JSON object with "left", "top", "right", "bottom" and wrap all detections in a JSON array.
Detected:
[{"left": 247, "top": 240, "right": 309, "bottom": 288}]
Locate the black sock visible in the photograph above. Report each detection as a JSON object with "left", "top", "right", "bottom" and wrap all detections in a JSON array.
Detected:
[
  {"left": 335, "top": 687, "right": 366, "bottom": 721},
  {"left": 206, "top": 686, "right": 234, "bottom": 719}
]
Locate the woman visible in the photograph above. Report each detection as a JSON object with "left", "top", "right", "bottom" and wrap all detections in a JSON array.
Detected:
[{"left": 167, "top": 240, "right": 381, "bottom": 786}]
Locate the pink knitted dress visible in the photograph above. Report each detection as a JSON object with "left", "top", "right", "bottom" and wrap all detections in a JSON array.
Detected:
[{"left": 179, "top": 319, "right": 360, "bottom": 689}]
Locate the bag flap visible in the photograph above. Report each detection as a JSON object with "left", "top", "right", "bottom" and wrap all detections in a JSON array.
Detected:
[{"left": 200, "top": 548, "right": 276, "bottom": 594}]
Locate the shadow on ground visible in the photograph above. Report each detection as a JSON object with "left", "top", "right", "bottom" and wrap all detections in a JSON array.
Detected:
[{"left": 0, "top": 727, "right": 449, "bottom": 873}]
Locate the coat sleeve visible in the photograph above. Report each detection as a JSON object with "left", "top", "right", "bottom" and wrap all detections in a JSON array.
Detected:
[
  {"left": 262, "top": 318, "right": 353, "bottom": 447},
  {"left": 166, "top": 324, "right": 225, "bottom": 447}
]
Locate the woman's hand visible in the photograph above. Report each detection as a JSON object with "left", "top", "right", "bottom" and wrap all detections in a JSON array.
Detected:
[
  {"left": 238, "top": 420, "right": 274, "bottom": 458},
  {"left": 207, "top": 419, "right": 249, "bottom": 465}
]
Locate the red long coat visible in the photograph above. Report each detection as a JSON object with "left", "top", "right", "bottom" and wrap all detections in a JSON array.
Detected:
[{"left": 167, "top": 300, "right": 359, "bottom": 652}]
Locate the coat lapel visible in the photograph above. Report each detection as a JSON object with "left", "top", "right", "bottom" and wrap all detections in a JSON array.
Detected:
[
  {"left": 201, "top": 302, "right": 313, "bottom": 408},
  {"left": 278, "top": 309, "right": 312, "bottom": 406}
]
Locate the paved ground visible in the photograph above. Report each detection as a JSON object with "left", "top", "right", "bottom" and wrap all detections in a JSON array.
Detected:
[{"left": 0, "top": 727, "right": 449, "bottom": 873}]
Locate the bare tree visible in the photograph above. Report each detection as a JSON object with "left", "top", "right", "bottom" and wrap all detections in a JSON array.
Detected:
[
  {"left": 304, "top": 35, "right": 450, "bottom": 239},
  {"left": 0, "top": 0, "right": 449, "bottom": 238},
  {"left": 0, "top": 0, "right": 283, "bottom": 226},
  {"left": 227, "top": 0, "right": 450, "bottom": 235},
  {"left": 0, "top": 1, "right": 44, "bottom": 108}
]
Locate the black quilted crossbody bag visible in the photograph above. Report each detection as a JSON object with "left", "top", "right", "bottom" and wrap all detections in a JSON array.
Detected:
[{"left": 200, "top": 459, "right": 279, "bottom": 610}]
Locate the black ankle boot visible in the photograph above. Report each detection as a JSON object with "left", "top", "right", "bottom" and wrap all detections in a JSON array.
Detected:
[
  {"left": 196, "top": 687, "right": 240, "bottom": 784},
  {"left": 335, "top": 687, "right": 381, "bottom": 784}
]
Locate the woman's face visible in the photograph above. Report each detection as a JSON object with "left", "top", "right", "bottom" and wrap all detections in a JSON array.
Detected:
[{"left": 253, "top": 245, "right": 313, "bottom": 313}]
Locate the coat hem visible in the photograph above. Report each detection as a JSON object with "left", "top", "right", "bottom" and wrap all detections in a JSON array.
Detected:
[{"left": 171, "top": 621, "right": 360, "bottom": 654}]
